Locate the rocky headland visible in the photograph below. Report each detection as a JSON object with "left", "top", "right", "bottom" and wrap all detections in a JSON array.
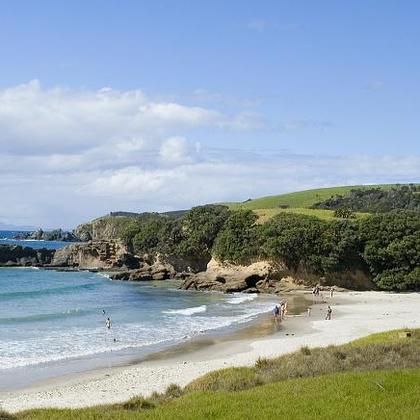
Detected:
[{"left": 0, "top": 236, "right": 374, "bottom": 293}]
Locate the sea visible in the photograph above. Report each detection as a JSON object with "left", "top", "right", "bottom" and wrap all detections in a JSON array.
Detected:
[{"left": 0, "top": 231, "right": 278, "bottom": 389}]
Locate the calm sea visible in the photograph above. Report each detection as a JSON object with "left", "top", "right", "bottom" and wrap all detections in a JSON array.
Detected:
[{"left": 0, "top": 233, "right": 277, "bottom": 388}]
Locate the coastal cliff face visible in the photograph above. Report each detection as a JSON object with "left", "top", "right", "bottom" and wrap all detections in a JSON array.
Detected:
[
  {"left": 0, "top": 245, "right": 55, "bottom": 266},
  {"left": 51, "top": 240, "right": 177, "bottom": 281},
  {"left": 180, "top": 258, "right": 375, "bottom": 293},
  {"left": 51, "top": 240, "right": 139, "bottom": 270},
  {"left": 181, "top": 258, "right": 290, "bottom": 293},
  {"left": 74, "top": 217, "right": 130, "bottom": 242}
]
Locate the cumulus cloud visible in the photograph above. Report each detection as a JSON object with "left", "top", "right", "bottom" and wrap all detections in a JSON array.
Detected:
[
  {"left": 0, "top": 80, "right": 232, "bottom": 156},
  {"left": 159, "top": 136, "right": 193, "bottom": 164}
]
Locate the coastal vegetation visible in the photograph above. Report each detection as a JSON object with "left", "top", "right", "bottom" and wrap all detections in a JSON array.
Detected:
[
  {"left": 113, "top": 204, "right": 419, "bottom": 291},
  {"left": 7, "top": 329, "right": 420, "bottom": 419},
  {"left": 312, "top": 184, "right": 420, "bottom": 213}
]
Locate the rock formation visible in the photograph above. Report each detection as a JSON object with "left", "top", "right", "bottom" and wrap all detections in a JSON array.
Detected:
[
  {"left": 0, "top": 245, "right": 55, "bottom": 266},
  {"left": 13, "top": 229, "right": 80, "bottom": 242},
  {"left": 51, "top": 240, "right": 139, "bottom": 270}
]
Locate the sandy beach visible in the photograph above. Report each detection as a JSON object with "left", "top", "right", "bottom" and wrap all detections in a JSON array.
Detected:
[{"left": 1, "top": 290, "right": 420, "bottom": 413}]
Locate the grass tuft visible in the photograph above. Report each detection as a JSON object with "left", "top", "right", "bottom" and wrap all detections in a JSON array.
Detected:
[
  {"left": 300, "top": 346, "right": 311, "bottom": 356},
  {"left": 0, "top": 409, "right": 16, "bottom": 420},
  {"left": 121, "top": 397, "right": 155, "bottom": 411}
]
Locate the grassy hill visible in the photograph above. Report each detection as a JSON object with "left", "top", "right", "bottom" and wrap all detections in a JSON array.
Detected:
[
  {"left": 228, "top": 184, "right": 397, "bottom": 210},
  {"left": 226, "top": 184, "right": 400, "bottom": 222}
]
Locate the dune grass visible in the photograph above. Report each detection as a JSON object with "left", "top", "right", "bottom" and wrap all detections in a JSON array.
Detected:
[
  {"left": 15, "top": 370, "right": 420, "bottom": 420},
  {"left": 7, "top": 329, "right": 420, "bottom": 419},
  {"left": 228, "top": 184, "right": 396, "bottom": 211}
]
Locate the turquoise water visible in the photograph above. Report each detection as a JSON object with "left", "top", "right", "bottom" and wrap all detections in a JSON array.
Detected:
[
  {"left": 0, "top": 266, "right": 277, "bottom": 388},
  {"left": 0, "top": 230, "right": 69, "bottom": 250}
]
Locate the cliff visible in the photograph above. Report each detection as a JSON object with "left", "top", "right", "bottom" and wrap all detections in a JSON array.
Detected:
[
  {"left": 181, "top": 258, "right": 375, "bottom": 293},
  {"left": 74, "top": 216, "right": 134, "bottom": 242},
  {"left": 51, "top": 240, "right": 139, "bottom": 270}
]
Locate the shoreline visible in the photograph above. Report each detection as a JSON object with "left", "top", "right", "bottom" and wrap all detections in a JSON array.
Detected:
[
  {"left": 2, "top": 290, "right": 420, "bottom": 413},
  {"left": 0, "top": 292, "right": 309, "bottom": 391}
]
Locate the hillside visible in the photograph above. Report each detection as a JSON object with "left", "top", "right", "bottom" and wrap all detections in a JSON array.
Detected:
[
  {"left": 227, "top": 184, "right": 397, "bottom": 210},
  {"left": 12, "top": 329, "right": 420, "bottom": 420},
  {"left": 226, "top": 184, "right": 419, "bottom": 222}
]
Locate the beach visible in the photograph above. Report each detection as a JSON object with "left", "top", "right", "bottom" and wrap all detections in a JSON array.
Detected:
[{"left": 2, "top": 290, "right": 420, "bottom": 413}]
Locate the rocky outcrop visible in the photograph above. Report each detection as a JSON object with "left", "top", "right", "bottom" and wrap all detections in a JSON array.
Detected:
[
  {"left": 14, "top": 229, "right": 81, "bottom": 242},
  {"left": 51, "top": 240, "right": 140, "bottom": 270},
  {"left": 0, "top": 245, "right": 55, "bottom": 266},
  {"left": 109, "top": 258, "right": 177, "bottom": 281},
  {"left": 181, "top": 258, "right": 375, "bottom": 293},
  {"left": 74, "top": 217, "right": 128, "bottom": 242},
  {"left": 181, "top": 258, "right": 288, "bottom": 293}
]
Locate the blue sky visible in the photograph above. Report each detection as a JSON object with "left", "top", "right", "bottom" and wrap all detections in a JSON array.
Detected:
[{"left": 0, "top": 1, "right": 419, "bottom": 228}]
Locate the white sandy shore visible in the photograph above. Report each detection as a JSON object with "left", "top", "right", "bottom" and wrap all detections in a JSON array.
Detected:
[{"left": 1, "top": 291, "right": 420, "bottom": 413}]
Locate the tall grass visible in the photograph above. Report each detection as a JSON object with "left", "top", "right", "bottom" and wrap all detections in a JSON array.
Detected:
[{"left": 8, "top": 329, "right": 420, "bottom": 420}]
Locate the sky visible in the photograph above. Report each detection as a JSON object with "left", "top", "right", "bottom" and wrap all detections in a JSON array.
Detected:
[{"left": 0, "top": 0, "right": 419, "bottom": 229}]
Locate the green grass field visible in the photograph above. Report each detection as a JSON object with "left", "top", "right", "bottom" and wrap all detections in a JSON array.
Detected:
[
  {"left": 6, "top": 329, "right": 419, "bottom": 420},
  {"left": 228, "top": 184, "right": 396, "bottom": 211},
  {"left": 17, "top": 369, "right": 420, "bottom": 420},
  {"left": 253, "top": 207, "right": 370, "bottom": 223}
]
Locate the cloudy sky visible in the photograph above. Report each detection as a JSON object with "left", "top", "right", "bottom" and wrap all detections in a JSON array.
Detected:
[{"left": 1, "top": 1, "right": 419, "bottom": 228}]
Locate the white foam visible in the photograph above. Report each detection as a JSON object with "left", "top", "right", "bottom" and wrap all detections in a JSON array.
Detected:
[
  {"left": 163, "top": 305, "right": 207, "bottom": 316},
  {"left": 226, "top": 293, "right": 257, "bottom": 304}
]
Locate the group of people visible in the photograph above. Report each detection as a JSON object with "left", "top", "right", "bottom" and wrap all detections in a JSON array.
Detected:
[
  {"left": 273, "top": 300, "right": 288, "bottom": 322},
  {"left": 312, "top": 285, "right": 335, "bottom": 299}
]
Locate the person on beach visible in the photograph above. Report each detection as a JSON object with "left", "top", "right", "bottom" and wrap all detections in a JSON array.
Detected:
[
  {"left": 273, "top": 305, "right": 280, "bottom": 321},
  {"left": 330, "top": 286, "right": 335, "bottom": 298},
  {"left": 307, "top": 307, "right": 312, "bottom": 317},
  {"left": 106, "top": 317, "right": 112, "bottom": 329},
  {"left": 102, "top": 309, "right": 106, "bottom": 315},
  {"left": 325, "top": 306, "right": 332, "bottom": 320}
]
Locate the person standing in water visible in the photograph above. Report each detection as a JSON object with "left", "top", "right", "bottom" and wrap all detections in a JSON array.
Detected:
[
  {"left": 273, "top": 305, "right": 280, "bottom": 322},
  {"left": 106, "top": 317, "right": 112, "bottom": 329},
  {"left": 330, "top": 286, "right": 335, "bottom": 299}
]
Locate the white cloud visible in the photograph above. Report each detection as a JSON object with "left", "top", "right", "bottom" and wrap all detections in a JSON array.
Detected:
[
  {"left": 159, "top": 136, "right": 192, "bottom": 164},
  {"left": 0, "top": 80, "right": 238, "bottom": 156}
]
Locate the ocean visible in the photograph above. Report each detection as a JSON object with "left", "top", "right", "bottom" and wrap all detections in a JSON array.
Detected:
[{"left": 0, "top": 234, "right": 278, "bottom": 388}]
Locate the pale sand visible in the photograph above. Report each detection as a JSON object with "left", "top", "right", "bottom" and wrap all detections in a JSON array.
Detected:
[{"left": 1, "top": 291, "right": 420, "bottom": 413}]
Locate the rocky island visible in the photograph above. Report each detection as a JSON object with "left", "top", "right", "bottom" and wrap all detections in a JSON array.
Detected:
[{"left": 13, "top": 228, "right": 81, "bottom": 242}]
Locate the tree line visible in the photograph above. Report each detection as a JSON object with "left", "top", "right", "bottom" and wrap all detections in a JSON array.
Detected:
[
  {"left": 313, "top": 184, "right": 420, "bottom": 213},
  {"left": 119, "top": 205, "right": 419, "bottom": 291}
]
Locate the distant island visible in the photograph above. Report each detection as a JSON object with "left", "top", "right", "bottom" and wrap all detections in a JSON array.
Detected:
[{"left": 13, "top": 228, "right": 81, "bottom": 242}]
